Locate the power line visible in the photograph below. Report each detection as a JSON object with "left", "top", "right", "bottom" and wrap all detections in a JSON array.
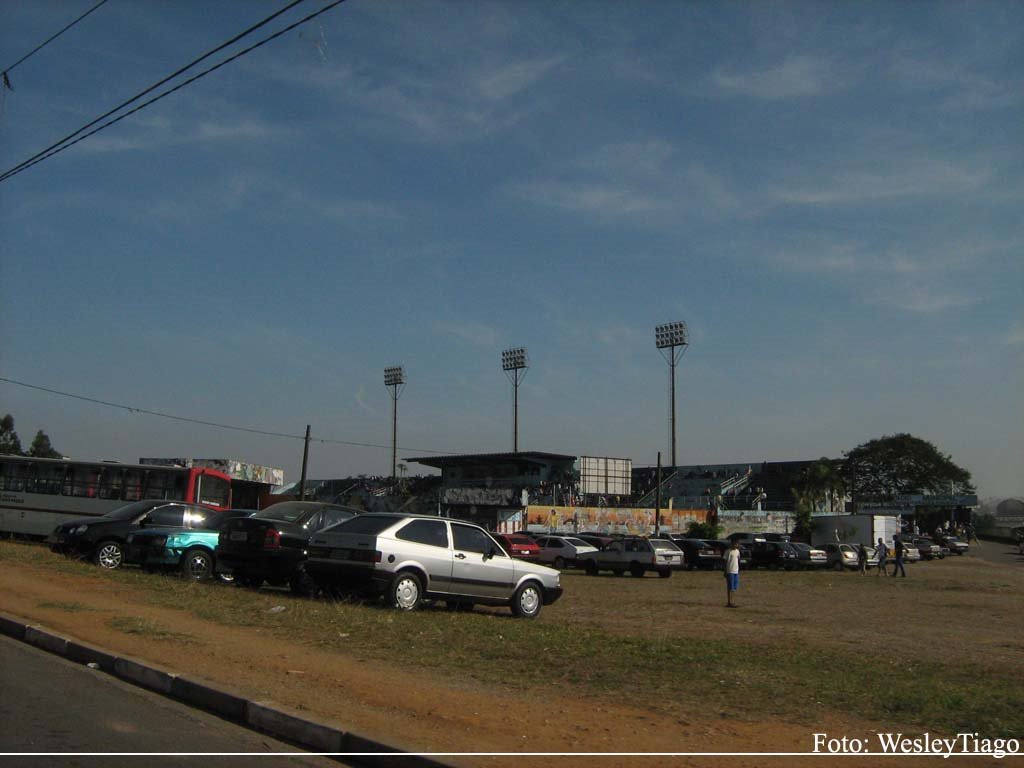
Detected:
[
  {"left": 1, "top": 0, "right": 309, "bottom": 180},
  {"left": 0, "top": 375, "right": 455, "bottom": 455},
  {"left": 1, "top": 0, "right": 346, "bottom": 183},
  {"left": 2, "top": 0, "right": 110, "bottom": 82}
]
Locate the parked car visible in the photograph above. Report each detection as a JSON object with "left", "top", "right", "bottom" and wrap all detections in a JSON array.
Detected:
[
  {"left": 47, "top": 499, "right": 219, "bottom": 570},
  {"left": 216, "top": 501, "right": 359, "bottom": 594},
  {"left": 727, "top": 532, "right": 768, "bottom": 547},
  {"left": 579, "top": 536, "right": 681, "bottom": 577},
  {"left": 822, "top": 543, "right": 859, "bottom": 571},
  {"left": 937, "top": 536, "right": 966, "bottom": 557},
  {"left": 936, "top": 534, "right": 969, "bottom": 555},
  {"left": 125, "top": 508, "right": 258, "bottom": 580},
  {"left": 304, "top": 513, "right": 562, "bottom": 618},
  {"left": 492, "top": 533, "right": 540, "bottom": 560},
  {"left": 534, "top": 535, "right": 599, "bottom": 568},
  {"left": 894, "top": 539, "right": 921, "bottom": 563},
  {"left": 912, "top": 537, "right": 943, "bottom": 560},
  {"left": 670, "top": 537, "right": 723, "bottom": 570},
  {"left": 790, "top": 542, "right": 828, "bottom": 569},
  {"left": 750, "top": 541, "right": 799, "bottom": 570}
]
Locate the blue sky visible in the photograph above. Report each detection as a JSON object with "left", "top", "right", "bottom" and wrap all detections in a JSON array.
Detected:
[{"left": 1, "top": 1, "right": 1021, "bottom": 497}]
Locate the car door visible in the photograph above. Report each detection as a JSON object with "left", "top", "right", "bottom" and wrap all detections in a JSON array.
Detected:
[
  {"left": 450, "top": 523, "right": 516, "bottom": 600},
  {"left": 393, "top": 519, "right": 453, "bottom": 593}
]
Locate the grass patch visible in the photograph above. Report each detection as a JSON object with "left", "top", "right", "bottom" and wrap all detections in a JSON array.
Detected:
[
  {"left": 107, "top": 616, "right": 193, "bottom": 642},
  {"left": 37, "top": 601, "right": 98, "bottom": 612},
  {"left": 3, "top": 539, "right": 1022, "bottom": 736}
]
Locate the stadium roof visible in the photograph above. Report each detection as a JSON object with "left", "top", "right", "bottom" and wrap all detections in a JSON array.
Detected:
[{"left": 405, "top": 451, "right": 577, "bottom": 469}]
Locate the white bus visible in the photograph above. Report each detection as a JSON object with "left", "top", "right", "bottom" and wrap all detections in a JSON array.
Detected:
[{"left": 0, "top": 455, "right": 232, "bottom": 537}]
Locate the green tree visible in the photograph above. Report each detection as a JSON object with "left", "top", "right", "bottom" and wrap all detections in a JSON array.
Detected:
[
  {"left": 28, "top": 430, "right": 62, "bottom": 459},
  {"left": 790, "top": 457, "right": 846, "bottom": 538},
  {"left": 841, "top": 433, "right": 974, "bottom": 502},
  {"left": 686, "top": 520, "right": 722, "bottom": 540},
  {"left": 0, "top": 414, "right": 24, "bottom": 456}
]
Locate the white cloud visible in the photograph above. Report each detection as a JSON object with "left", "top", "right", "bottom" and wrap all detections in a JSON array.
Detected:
[
  {"left": 771, "top": 159, "right": 993, "bottom": 206},
  {"left": 711, "top": 55, "right": 840, "bottom": 100}
]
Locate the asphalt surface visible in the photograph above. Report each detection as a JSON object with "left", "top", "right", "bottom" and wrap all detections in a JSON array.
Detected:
[
  {"left": 0, "top": 634, "right": 342, "bottom": 767},
  {"left": 969, "top": 538, "right": 1024, "bottom": 567}
]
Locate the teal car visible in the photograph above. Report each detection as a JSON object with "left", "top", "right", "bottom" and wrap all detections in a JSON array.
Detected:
[{"left": 125, "top": 509, "right": 257, "bottom": 581}]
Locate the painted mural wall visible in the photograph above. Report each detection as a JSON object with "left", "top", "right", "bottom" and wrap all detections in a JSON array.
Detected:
[{"left": 522, "top": 505, "right": 708, "bottom": 535}]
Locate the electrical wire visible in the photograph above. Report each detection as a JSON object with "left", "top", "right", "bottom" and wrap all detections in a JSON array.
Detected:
[
  {"left": 0, "top": 375, "right": 455, "bottom": 455},
  {"left": 1, "top": 0, "right": 347, "bottom": 183},
  {"left": 2, "top": 0, "right": 110, "bottom": 80}
]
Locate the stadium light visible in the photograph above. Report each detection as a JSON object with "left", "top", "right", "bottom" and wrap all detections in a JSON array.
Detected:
[
  {"left": 384, "top": 366, "right": 406, "bottom": 482},
  {"left": 501, "top": 347, "right": 529, "bottom": 453},
  {"left": 654, "top": 321, "right": 689, "bottom": 469}
]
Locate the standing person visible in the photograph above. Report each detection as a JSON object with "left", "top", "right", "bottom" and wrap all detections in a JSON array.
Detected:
[
  {"left": 891, "top": 536, "right": 907, "bottom": 578},
  {"left": 875, "top": 537, "right": 888, "bottom": 576},
  {"left": 857, "top": 543, "right": 867, "bottom": 574},
  {"left": 724, "top": 540, "right": 740, "bottom": 608}
]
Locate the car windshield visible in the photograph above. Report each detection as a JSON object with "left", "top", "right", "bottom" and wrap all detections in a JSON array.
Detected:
[
  {"left": 791, "top": 543, "right": 809, "bottom": 552},
  {"left": 100, "top": 500, "right": 161, "bottom": 521}
]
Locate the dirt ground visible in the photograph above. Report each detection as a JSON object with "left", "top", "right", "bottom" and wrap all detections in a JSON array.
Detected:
[{"left": 1, "top": 545, "right": 1019, "bottom": 768}]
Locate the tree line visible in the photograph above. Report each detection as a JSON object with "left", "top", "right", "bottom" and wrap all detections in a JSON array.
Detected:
[
  {"left": 790, "top": 433, "right": 975, "bottom": 539},
  {"left": 0, "top": 414, "right": 62, "bottom": 459}
]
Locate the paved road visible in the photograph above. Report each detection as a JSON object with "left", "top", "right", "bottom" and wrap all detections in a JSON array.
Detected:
[
  {"left": 970, "top": 537, "right": 1024, "bottom": 567},
  {"left": 0, "top": 634, "right": 342, "bottom": 767}
]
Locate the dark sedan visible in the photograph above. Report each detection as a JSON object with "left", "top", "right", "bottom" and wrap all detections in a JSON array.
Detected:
[
  {"left": 750, "top": 541, "right": 800, "bottom": 570},
  {"left": 47, "top": 500, "right": 218, "bottom": 570},
  {"left": 216, "top": 501, "right": 359, "bottom": 594},
  {"left": 670, "top": 537, "right": 724, "bottom": 570}
]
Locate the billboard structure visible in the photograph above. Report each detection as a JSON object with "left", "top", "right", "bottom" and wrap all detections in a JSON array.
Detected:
[{"left": 578, "top": 456, "right": 632, "bottom": 498}]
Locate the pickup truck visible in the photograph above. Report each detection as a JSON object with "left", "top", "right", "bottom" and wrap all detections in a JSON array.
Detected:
[{"left": 578, "top": 536, "right": 682, "bottom": 578}]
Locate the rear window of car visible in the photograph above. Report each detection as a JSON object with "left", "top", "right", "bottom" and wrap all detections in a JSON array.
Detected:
[
  {"left": 650, "top": 539, "right": 680, "bottom": 551},
  {"left": 505, "top": 535, "right": 533, "bottom": 545},
  {"left": 563, "top": 537, "right": 589, "bottom": 547},
  {"left": 330, "top": 515, "right": 404, "bottom": 535},
  {"left": 395, "top": 519, "right": 449, "bottom": 548}
]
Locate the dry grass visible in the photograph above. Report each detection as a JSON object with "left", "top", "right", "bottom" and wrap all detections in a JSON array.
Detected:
[{"left": 3, "top": 541, "right": 1021, "bottom": 736}]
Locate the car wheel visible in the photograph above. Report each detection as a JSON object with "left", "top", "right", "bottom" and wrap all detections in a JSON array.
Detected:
[
  {"left": 629, "top": 563, "right": 645, "bottom": 578},
  {"left": 511, "top": 581, "right": 543, "bottom": 619},
  {"left": 658, "top": 568, "right": 671, "bottom": 579},
  {"left": 238, "top": 572, "right": 263, "bottom": 589},
  {"left": 553, "top": 556, "right": 566, "bottom": 570},
  {"left": 94, "top": 540, "right": 124, "bottom": 570},
  {"left": 181, "top": 548, "right": 214, "bottom": 581},
  {"left": 289, "top": 567, "right": 316, "bottom": 597},
  {"left": 389, "top": 571, "right": 423, "bottom": 611},
  {"left": 584, "top": 560, "right": 598, "bottom": 575}
]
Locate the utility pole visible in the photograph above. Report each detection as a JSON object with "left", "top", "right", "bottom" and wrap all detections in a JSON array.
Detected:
[
  {"left": 384, "top": 367, "right": 406, "bottom": 483},
  {"left": 298, "top": 424, "right": 310, "bottom": 501},
  {"left": 655, "top": 451, "right": 662, "bottom": 536}
]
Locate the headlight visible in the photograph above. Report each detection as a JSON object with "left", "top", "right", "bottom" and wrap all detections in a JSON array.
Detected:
[{"left": 72, "top": 525, "right": 88, "bottom": 535}]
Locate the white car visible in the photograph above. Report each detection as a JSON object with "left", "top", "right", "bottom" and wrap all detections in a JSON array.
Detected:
[{"left": 534, "top": 535, "right": 599, "bottom": 569}]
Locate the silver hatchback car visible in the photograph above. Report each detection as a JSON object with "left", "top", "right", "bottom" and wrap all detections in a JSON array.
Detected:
[{"left": 305, "top": 514, "right": 563, "bottom": 619}]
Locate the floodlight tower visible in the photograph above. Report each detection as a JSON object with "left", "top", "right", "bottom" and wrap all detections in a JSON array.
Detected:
[
  {"left": 501, "top": 347, "right": 529, "bottom": 453},
  {"left": 384, "top": 366, "right": 406, "bottom": 482},
  {"left": 655, "top": 321, "right": 689, "bottom": 470}
]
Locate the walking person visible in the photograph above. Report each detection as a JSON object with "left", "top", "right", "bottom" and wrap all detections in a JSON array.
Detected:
[
  {"left": 891, "top": 536, "right": 907, "bottom": 578},
  {"left": 875, "top": 537, "right": 888, "bottom": 576},
  {"left": 724, "top": 540, "right": 740, "bottom": 608},
  {"left": 857, "top": 543, "right": 868, "bottom": 575}
]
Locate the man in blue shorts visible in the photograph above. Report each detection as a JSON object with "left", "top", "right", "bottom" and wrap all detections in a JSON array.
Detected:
[{"left": 725, "top": 539, "right": 740, "bottom": 607}]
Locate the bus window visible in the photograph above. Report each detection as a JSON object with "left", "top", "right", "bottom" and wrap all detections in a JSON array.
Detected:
[
  {"left": 123, "top": 470, "right": 144, "bottom": 501},
  {"left": 1, "top": 460, "right": 30, "bottom": 492},
  {"left": 143, "top": 472, "right": 169, "bottom": 500},
  {"left": 195, "top": 473, "right": 230, "bottom": 508},
  {"left": 66, "top": 466, "right": 101, "bottom": 497},
  {"left": 35, "top": 464, "right": 65, "bottom": 495},
  {"left": 98, "top": 468, "right": 124, "bottom": 500}
]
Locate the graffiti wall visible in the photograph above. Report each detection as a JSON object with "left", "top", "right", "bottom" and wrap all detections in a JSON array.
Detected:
[{"left": 522, "top": 505, "right": 707, "bottom": 535}]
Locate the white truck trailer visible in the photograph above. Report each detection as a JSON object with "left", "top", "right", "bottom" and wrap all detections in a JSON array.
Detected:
[{"left": 811, "top": 514, "right": 901, "bottom": 548}]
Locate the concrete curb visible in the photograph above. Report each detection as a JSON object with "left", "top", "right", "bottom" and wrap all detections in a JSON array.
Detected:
[{"left": 0, "top": 611, "right": 451, "bottom": 767}]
